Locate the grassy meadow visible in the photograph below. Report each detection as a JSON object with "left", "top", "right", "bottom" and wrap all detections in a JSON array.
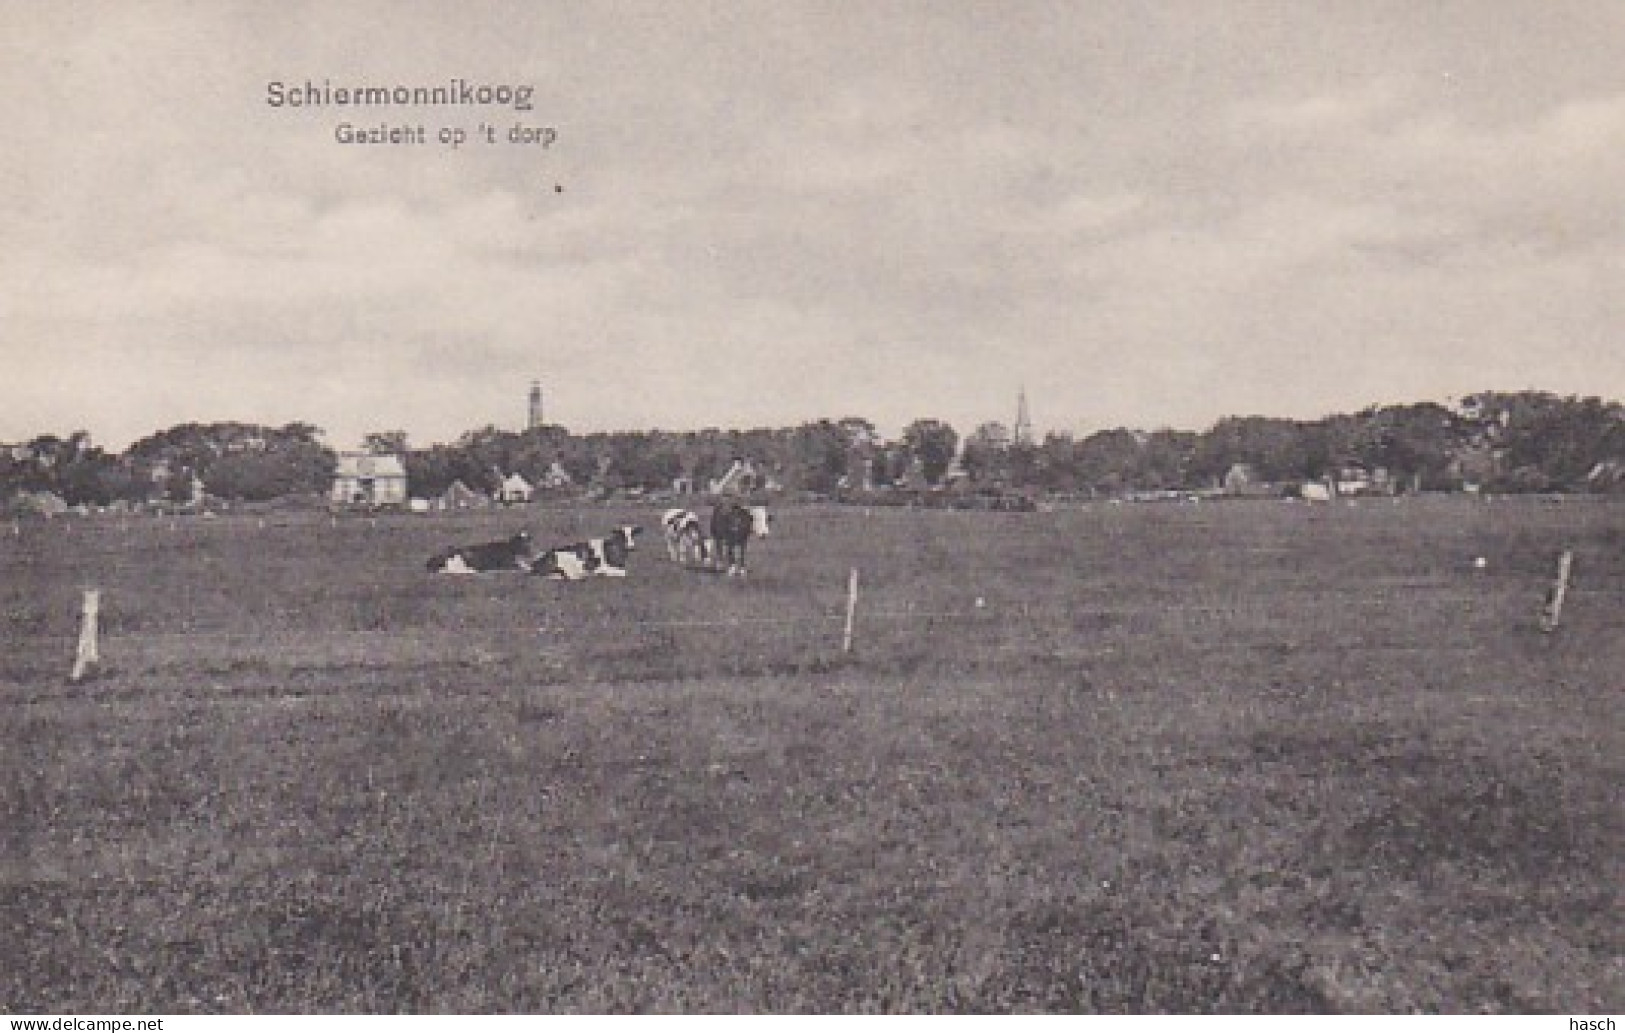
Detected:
[{"left": 1, "top": 497, "right": 1621, "bottom": 1012}]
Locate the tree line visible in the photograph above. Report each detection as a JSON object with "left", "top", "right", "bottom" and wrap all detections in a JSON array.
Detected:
[{"left": 4, "top": 391, "right": 1622, "bottom": 509}]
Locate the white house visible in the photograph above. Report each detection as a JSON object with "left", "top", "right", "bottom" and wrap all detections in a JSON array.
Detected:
[
  {"left": 331, "top": 453, "right": 408, "bottom": 507},
  {"left": 709, "top": 458, "right": 758, "bottom": 495},
  {"left": 498, "top": 472, "right": 534, "bottom": 503},
  {"left": 539, "top": 461, "right": 574, "bottom": 490}
]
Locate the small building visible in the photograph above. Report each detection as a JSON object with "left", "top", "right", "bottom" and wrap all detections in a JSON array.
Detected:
[
  {"left": 1587, "top": 459, "right": 1625, "bottom": 493},
  {"left": 438, "top": 479, "right": 491, "bottom": 510},
  {"left": 709, "top": 458, "right": 759, "bottom": 495},
  {"left": 1334, "top": 463, "right": 1376, "bottom": 497},
  {"left": 1223, "top": 463, "right": 1258, "bottom": 494},
  {"left": 1300, "top": 480, "right": 1333, "bottom": 502},
  {"left": 843, "top": 453, "right": 876, "bottom": 492},
  {"left": 896, "top": 456, "right": 929, "bottom": 491},
  {"left": 9, "top": 490, "right": 68, "bottom": 518},
  {"left": 539, "top": 461, "right": 575, "bottom": 491},
  {"left": 498, "top": 472, "right": 534, "bottom": 504},
  {"left": 330, "top": 453, "right": 408, "bottom": 507}
]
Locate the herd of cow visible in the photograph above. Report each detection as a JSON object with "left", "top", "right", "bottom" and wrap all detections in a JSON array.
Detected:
[{"left": 424, "top": 501, "right": 772, "bottom": 580}]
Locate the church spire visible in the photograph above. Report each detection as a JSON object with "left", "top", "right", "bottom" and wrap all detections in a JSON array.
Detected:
[{"left": 1014, "top": 386, "right": 1032, "bottom": 446}]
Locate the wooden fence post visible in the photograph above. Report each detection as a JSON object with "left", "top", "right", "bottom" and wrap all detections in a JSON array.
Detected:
[
  {"left": 70, "top": 589, "right": 101, "bottom": 682},
  {"left": 1539, "top": 549, "right": 1574, "bottom": 634},
  {"left": 842, "top": 567, "right": 860, "bottom": 654}
]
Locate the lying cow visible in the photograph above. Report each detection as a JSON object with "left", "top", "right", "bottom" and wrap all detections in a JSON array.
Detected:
[
  {"left": 661, "top": 508, "right": 709, "bottom": 565},
  {"left": 426, "top": 531, "right": 534, "bottom": 574},
  {"left": 530, "top": 525, "right": 643, "bottom": 580},
  {"left": 710, "top": 502, "right": 770, "bottom": 576}
]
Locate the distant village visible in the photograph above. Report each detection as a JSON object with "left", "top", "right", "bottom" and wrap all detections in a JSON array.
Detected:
[{"left": 4, "top": 386, "right": 1623, "bottom": 518}]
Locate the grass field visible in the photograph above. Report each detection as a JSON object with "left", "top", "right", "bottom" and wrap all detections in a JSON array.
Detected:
[{"left": 2, "top": 497, "right": 1621, "bottom": 1013}]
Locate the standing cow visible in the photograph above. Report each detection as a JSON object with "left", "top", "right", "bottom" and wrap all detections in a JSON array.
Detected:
[
  {"left": 661, "top": 508, "right": 708, "bottom": 566},
  {"left": 710, "top": 502, "right": 770, "bottom": 576}
]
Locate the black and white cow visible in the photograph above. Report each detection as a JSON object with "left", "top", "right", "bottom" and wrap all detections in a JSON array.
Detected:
[
  {"left": 530, "top": 525, "right": 643, "bottom": 580},
  {"left": 710, "top": 503, "right": 770, "bottom": 576},
  {"left": 426, "top": 531, "right": 535, "bottom": 574},
  {"left": 661, "top": 508, "right": 709, "bottom": 565}
]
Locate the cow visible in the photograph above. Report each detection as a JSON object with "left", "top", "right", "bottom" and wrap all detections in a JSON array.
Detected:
[
  {"left": 530, "top": 525, "right": 643, "bottom": 580},
  {"left": 528, "top": 541, "right": 596, "bottom": 581},
  {"left": 426, "top": 531, "right": 535, "bottom": 574},
  {"left": 710, "top": 502, "right": 770, "bottom": 576},
  {"left": 661, "top": 508, "right": 708, "bottom": 565}
]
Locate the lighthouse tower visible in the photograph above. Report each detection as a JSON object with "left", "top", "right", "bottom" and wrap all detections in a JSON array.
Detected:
[{"left": 527, "top": 380, "right": 544, "bottom": 430}]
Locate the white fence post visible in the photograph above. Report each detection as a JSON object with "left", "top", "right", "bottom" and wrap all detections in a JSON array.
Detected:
[
  {"left": 1539, "top": 549, "right": 1574, "bottom": 634},
  {"left": 842, "top": 567, "right": 860, "bottom": 654},
  {"left": 70, "top": 589, "right": 101, "bottom": 682}
]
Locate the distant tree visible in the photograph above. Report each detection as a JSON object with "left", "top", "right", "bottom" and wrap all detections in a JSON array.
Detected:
[
  {"left": 1035, "top": 432, "right": 1083, "bottom": 493},
  {"left": 1141, "top": 429, "right": 1199, "bottom": 490},
  {"left": 1496, "top": 464, "right": 1555, "bottom": 494},
  {"left": 278, "top": 422, "right": 325, "bottom": 445},
  {"left": 27, "top": 434, "right": 66, "bottom": 470},
  {"left": 880, "top": 445, "right": 912, "bottom": 486},
  {"left": 1351, "top": 403, "right": 1460, "bottom": 490},
  {"left": 8, "top": 436, "right": 60, "bottom": 492},
  {"left": 0, "top": 450, "right": 25, "bottom": 495},
  {"left": 962, "top": 422, "right": 1011, "bottom": 485},
  {"left": 403, "top": 446, "right": 458, "bottom": 498},
  {"left": 504, "top": 424, "right": 576, "bottom": 486},
  {"left": 363, "top": 430, "right": 409, "bottom": 455},
  {"left": 1190, "top": 416, "right": 1314, "bottom": 485},
  {"left": 29, "top": 432, "right": 89, "bottom": 474},
  {"left": 97, "top": 461, "right": 148, "bottom": 506},
  {"left": 900, "top": 419, "right": 959, "bottom": 486},
  {"left": 57, "top": 449, "right": 133, "bottom": 506},
  {"left": 124, "top": 422, "right": 332, "bottom": 499},
  {"left": 836, "top": 417, "right": 879, "bottom": 450},
  {"left": 1498, "top": 395, "right": 1623, "bottom": 489},
  {"left": 203, "top": 436, "right": 334, "bottom": 501},
  {"left": 602, "top": 431, "right": 675, "bottom": 490},
  {"left": 203, "top": 452, "right": 272, "bottom": 500},
  {"left": 1075, "top": 429, "right": 1143, "bottom": 493},
  {"left": 643, "top": 449, "right": 685, "bottom": 490},
  {"left": 161, "top": 467, "right": 196, "bottom": 503},
  {"left": 783, "top": 420, "right": 849, "bottom": 494},
  {"left": 454, "top": 426, "right": 518, "bottom": 493}
]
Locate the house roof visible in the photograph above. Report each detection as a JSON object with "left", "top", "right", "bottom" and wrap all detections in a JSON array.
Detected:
[{"left": 334, "top": 453, "right": 406, "bottom": 478}]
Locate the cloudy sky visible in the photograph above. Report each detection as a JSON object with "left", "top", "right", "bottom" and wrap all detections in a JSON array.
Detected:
[{"left": 4, "top": 1, "right": 1624, "bottom": 450}]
